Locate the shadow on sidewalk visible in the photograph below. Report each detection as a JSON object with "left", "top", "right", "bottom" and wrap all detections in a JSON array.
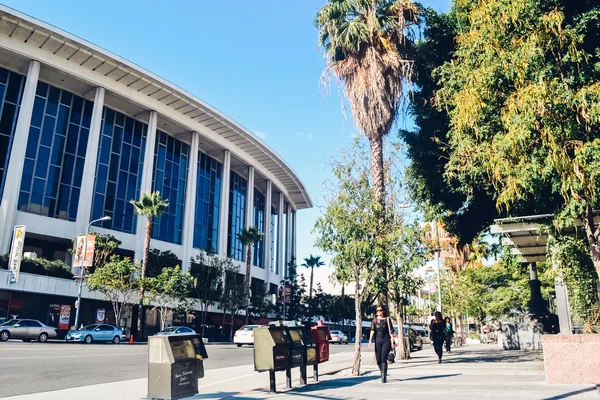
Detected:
[
  {"left": 389, "top": 373, "right": 461, "bottom": 383},
  {"left": 193, "top": 391, "right": 243, "bottom": 399},
  {"left": 439, "top": 349, "right": 543, "bottom": 364},
  {"left": 541, "top": 386, "right": 599, "bottom": 400}
]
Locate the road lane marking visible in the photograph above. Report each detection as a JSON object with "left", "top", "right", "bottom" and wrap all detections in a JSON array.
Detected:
[{"left": 0, "top": 352, "right": 146, "bottom": 360}]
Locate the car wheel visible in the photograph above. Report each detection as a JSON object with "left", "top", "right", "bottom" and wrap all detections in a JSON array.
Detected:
[
  {"left": 38, "top": 333, "right": 48, "bottom": 343},
  {"left": 84, "top": 335, "right": 93, "bottom": 344},
  {"left": 23, "top": 339, "right": 31, "bottom": 342},
  {"left": 0, "top": 331, "right": 9, "bottom": 341},
  {"left": 112, "top": 336, "right": 120, "bottom": 344},
  {"left": 237, "top": 344, "right": 242, "bottom": 347}
]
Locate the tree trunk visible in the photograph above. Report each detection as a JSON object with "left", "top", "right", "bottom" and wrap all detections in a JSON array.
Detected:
[
  {"left": 583, "top": 204, "right": 600, "bottom": 281},
  {"left": 456, "top": 314, "right": 463, "bottom": 346},
  {"left": 369, "top": 135, "right": 388, "bottom": 308},
  {"left": 309, "top": 265, "right": 316, "bottom": 299},
  {"left": 352, "top": 285, "right": 363, "bottom": 376},
  {"left": 395, "top": 300, "right": 409, "bottom": 360},
  {"left": 245, "top": 246, "right": 252, "bottom": 325},
  {"left": 230, "top": 312, "right": 235, "bottom": 342},
  {"left": 136, "top": 219, "right": 153, "bottom": 341}
]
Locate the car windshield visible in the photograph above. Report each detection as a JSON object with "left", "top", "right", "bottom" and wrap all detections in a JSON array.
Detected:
[
  {"left": 162, "top": 327, "right": 177, "bottom": 332},
  {"left": 239, "top": 326, "right": 255, "bottom": 331},
  {"left": 83, "top": 325, "right": 98, "bottom": 331},
  {"left": 0, "top": 319, "right": 19, "bottom": 326}
]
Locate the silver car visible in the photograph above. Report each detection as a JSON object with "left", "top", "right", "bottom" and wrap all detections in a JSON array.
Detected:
[
  {"left": 0, "top": 319, "right": 58, "bottom": 342},
  {"left": 154, "top": 326, "right": 196, "bottom": 336}
]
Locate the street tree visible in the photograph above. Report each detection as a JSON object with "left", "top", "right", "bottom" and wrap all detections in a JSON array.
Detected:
[
  {"left": 315, "top": 0, "right": 421, "bottom": 306},
  {"left": 277, "top": 258, "right": 308, "bottom": 322},
  {"left": 130, "top": 191, "right": 169, "bottom": 340},
  {"left": 434, "top": 0, "right": 600, "bottom": 278},
  {"left": 190, "top": 252, "right": 228, "bottom": 337},
  {"left": 237, "top": 226, "right": 264, "bottom": 324},
  {"left": 87, "top": 256, "right": 138, "bottom": 328},
  {"left": 146, "top": 265, "right": 194, "bottom": 331},
  {"left": 315, "top": 140, "right": 392, "bottom": 376},
  {"left": 301, "top": 255, "right": 325, "bottom": 299},
  {"left": 220, "top": 263, "right": 246, "bottom": 341}
]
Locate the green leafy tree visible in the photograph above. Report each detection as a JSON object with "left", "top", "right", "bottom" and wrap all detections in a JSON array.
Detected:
[
  {"left": 146, "top": 265, "right": 194, "bottom": 331},
  {"left": 433, "top": 0, "right": 600, "bottom": 279},
  {"left": 316, "top": 0, "right": 421, "bottom": 307},
  {"left": 237, "top": 226, "right": 264, "bottom": 324},
  {"left": 301, "top": 255, "right": 325, "bottom": 299},
  {"left": 190, "top": 252, "right": 228, "bottom": 337},
  {"left": 87, "top": 256, "right": 138, "bottom": 327},
  {"left": 220, "top": 263, "right": 246, "bottom": 341},
  {"left": 315, "top": 139, "right": 395, "bottom": 376},
  {"left": 130, "top": 191, "right": 169, "bottom": 340}
]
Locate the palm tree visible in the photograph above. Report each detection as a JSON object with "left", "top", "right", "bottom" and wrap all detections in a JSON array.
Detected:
[
  {"left": 301, "top": 255, "right": 325, "bottom": 299},
  {"left": 130, "top": 191, "right": 169, "bottom": 340},
  {"left": 315, "top": 0, "right": 421, "bottom": 307},
  {"left": 237, "top": 226, "right": 264, "bottom": 324},
  {"left": 315, "top": 0, "right": 420, "bottom": 208}
]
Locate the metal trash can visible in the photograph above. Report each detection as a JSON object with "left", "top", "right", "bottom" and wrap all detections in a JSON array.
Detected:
[{"left": 147, "top": 334, "right": 208, "bottom": 400}]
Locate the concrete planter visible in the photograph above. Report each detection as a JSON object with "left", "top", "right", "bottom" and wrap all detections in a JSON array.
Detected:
[{"left": 542, "top": 334, "right": 600, "bottom": 384}]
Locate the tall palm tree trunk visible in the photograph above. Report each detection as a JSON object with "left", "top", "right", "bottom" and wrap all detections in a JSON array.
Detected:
[
  {"left": 137, "top": 219, "right": 152, "bottom": 341},
  {"left": 369, "top": 134, "right": 388, "bottom": 307},
  {"left": 309, "top": 265, "right": 315, "bottom": 299},
  {"left": 244, "top": 246, "right": 252, "bottom": 325}
]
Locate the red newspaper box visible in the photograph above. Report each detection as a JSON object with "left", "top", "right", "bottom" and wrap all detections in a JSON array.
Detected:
[{"left": 310, "top": 322, "right": 332, "bottom": 380}]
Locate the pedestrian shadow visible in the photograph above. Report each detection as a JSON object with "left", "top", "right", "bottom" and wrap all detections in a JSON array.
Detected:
[
  {"left": 541, "top": 386, "right": 599, "bottom": 400},
  {"left": 390, "top": 373, "right": 461, "bottom": 382},
  {"left": 193, "top": 391, "right": 248, "bottom": 399}
]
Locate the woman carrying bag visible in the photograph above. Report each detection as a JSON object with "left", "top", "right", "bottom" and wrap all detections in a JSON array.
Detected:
[{"left": 368, "top": 306, "right": 395, "bottom": 383}]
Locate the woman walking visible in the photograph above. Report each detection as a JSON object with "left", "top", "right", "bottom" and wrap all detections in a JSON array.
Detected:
[
  {"left": 369, "top": 306, "right": 395, "bottom": 383},
  {"left": 429, "top": 311, "right": 445, "bottom": 363},
  {"left": 445, "top": 317, "right": 454, "bottom": 353}
]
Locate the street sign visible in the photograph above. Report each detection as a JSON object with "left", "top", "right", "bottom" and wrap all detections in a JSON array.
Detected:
[{"left": 8, "top": 225, "right": 26, "bottom": 283}]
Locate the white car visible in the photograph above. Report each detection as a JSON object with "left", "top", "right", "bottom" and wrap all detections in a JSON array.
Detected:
[
  {"left": 233, "top": 325, "right": 262, "bottom": 347},
  {"left": 329, "top": 330, "right": 349, "bottom": 344},
  {"left": 154, "top": 326, "right": 196, "bottom": 336}
]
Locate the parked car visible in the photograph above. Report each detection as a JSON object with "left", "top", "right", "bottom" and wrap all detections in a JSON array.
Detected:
[
  {"left": 154, "top": 326, "right": 196, "bottom": 336},
  {"left": 412, "top": 326, "right": 431, "bottom": 346},
  {"left": 329, "top": 330, "right": 349, "bottom": 344},
  {"left": 233, "top": 325, "right": 263, "bottom": 347},
  {"left": 403, "top": 327, "right": 423, "bottom": 351},
  {"left": 65, "top": 324, "right": 123, "bottom": 344},
  {"left": 0, "top": 319, "right": 57, "bottom": 342}
]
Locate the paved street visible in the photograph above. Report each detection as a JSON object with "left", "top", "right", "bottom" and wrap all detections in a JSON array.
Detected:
[{"left": 0, "top": 340, "right": 359, "bottom": 398}]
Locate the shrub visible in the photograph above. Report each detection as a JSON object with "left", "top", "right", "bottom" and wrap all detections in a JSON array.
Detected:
[{"left": 0, "top": 254, "right": 73, "bottom": 279}]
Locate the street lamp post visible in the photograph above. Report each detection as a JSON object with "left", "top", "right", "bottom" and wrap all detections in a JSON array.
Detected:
[{"left": 73, "top": 216, "right": 111, "bottom": 330}]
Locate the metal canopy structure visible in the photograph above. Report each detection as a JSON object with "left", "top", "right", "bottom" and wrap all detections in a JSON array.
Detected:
[{"left": 491, "top": 213, "right": 600, "bottom": 262}]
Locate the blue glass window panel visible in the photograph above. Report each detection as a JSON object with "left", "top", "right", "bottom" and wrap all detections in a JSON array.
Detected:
[
  {"left": 192, "top": 152, "right": 222, "bottom": 253},
  {"left": 227, "top": 171, "right": 247, "bottom": 261},
  {"left": 70, "top": 96, "right": 83, "bottom": 125},
  {"left": 46, "top": 87, "right": 60, "bottom": 117},
  {"left": 151, "top": 130, "right": 188, "bottom": 244},
  {"left": 17, "top": 191, "right": 28, "bottom": 210},
  {"left": 253, "top": 189, "right": 265, "bottom": 268},
  {"left": 90, "top": 107, "right": 147, "bottom": 233},
  {"left": 77, "top": 128, "right": 89, "bottom": 158},
  {"left": 19, "top": 82, "right": 91, "bottom": 220},
  {"left": 82, "top": 101, "right": 93, "bottom": 127},
  {"left": 0, "top": 68, "right": 25, "bottom": 201}
]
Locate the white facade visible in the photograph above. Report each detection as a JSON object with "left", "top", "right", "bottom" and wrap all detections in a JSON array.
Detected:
[{"left": 0, "top": 6, "right": 309, "bottom": 302}]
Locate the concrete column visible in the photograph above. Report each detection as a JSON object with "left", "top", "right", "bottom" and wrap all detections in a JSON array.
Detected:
[
  {"left": 217, "top": 150, "right": 231, "bottom": 256},
  {"left": 555, "top": 275, "right": 573, "bottom": 334},
  {"left": 0, "top": 60, "right": 40, "bottom": 253},
  {"left": 277, "top": 193, "right": 284, "bottom": 280},
  {"left": 134, "top": 111, "right": 158, "bottom": 261},
  {"left": 75, "top": 87, "right": 105, "bottom": 234},
  {"left": 245, "top": 166, "right": 255, "bottom": 230},
  {"left": 292, "top": 209, "right": 297, "bottom": 262},
  {"left": 181, "top": 132, "right": 199, "bottom": 274},
  {"left": 285, "top": 200, "right": 292, "bottom": 278},
  {"left": 264, "top": 180, "right": 272, "bottom": 283}
]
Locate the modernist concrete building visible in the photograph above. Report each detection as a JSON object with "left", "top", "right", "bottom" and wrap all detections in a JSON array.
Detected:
[{"left": 0, "top": 6, "right": 310, "bottom": 335}]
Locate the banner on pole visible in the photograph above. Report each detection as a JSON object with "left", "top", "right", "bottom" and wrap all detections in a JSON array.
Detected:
[
  {"left": 72, "top": 234, "right": 96, "bottom": 276},
  {"left": 58, "top": 305, "right": 71, "bottom": 330},
  {"left": 8, "top": 225, "right": 26, "bottom": 283}
]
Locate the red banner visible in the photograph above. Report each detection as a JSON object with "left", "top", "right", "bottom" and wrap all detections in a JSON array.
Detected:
[{"left": 58, "top": 305, "right": 71, "bottom": 330}]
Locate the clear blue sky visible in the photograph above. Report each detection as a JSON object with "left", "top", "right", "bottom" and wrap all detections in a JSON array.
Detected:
[{"left": 5, "top": 0, "right": 451, "bottom": 291}]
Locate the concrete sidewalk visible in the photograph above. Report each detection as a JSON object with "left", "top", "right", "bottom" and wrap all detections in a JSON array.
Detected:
[
  {"left": 240, "top": 344, "right": 598, "bottom": 400},
  {"left": 7, "top": 345, "right": 598, "bottom": 399}
]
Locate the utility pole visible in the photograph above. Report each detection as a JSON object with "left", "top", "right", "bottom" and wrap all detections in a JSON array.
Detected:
[{"left": 433, "top": 221, "right": 442, "bottom": 313}]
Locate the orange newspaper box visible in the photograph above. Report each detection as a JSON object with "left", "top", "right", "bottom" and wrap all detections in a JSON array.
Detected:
[{"left": 310, "top": 322, "right": 332, "bottom": 381}]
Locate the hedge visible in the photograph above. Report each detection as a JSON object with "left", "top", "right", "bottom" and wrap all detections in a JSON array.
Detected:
[{"left": 0, "top": 254, "right": 73, "bottom": 279}]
